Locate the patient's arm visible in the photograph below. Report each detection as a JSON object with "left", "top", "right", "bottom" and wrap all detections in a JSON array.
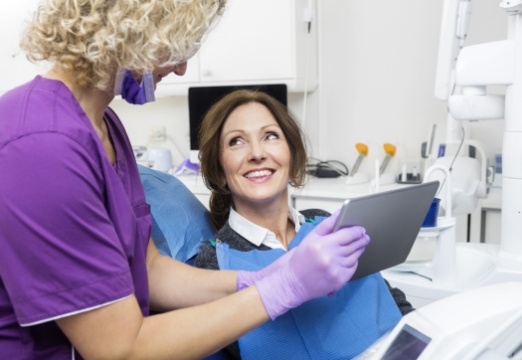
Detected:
[
  {"left": 195, "top": 240, "right": 220, "bottom": 270},
  {"left": 384, "top": 279, "right": 415, "bottom": 315}
]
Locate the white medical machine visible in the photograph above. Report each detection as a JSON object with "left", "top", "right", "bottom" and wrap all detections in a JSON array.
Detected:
[
  {"left": 383, "top": 0, "right": 522, "bottom": 308},
  {"left": 357, "top": 282, "right": 522, "bottom": 360},
  {"left": 434, "top": 0, "right": 522, "bottom": 269}
]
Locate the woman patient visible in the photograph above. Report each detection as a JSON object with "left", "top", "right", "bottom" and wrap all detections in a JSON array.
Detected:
[{"left": 195, "top": 89, "right": 412, "bottom": 359}]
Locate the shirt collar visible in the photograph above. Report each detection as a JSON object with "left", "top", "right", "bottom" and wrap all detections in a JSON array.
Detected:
[{"left": 228, "top": 208, "right": 305, "bottom": 250}]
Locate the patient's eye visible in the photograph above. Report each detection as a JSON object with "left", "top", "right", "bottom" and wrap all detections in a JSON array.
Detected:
[
  {"left": 228, "top": 137, "right": 244, "bottom": 147},
  {"left": 266, "top": 132, "right": 279, "bottom": 140}
]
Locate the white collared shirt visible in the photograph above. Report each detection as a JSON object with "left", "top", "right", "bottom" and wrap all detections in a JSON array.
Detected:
[{"left": 228, "top": 207, "right": 306, "bottom": 251}]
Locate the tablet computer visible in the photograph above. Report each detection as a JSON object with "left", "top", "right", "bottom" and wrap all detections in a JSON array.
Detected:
[{"left": 333, "top": 180, "right": 440, "bottom": 281}]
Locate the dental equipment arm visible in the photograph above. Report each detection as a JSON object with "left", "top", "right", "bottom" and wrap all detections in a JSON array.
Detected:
[
  {"left": 434, "top": 0, "right": 471, "bottom": 102},
  {"left": 435, "top": 0, "right": 504, "bottom": 122},
  {"left": 435, "top": 0, "right": 522, "bottom": 261}
]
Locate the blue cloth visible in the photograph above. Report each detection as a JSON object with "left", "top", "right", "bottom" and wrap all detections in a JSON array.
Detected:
[
  {"left": 138, "top": 165, "right": 214, "bottom": 262},
  {"left": 217, "top": 219, "right": 402, "bottom": 360},
  {"left": 139, "top": 166, "right": 230, "bottom": 359}
]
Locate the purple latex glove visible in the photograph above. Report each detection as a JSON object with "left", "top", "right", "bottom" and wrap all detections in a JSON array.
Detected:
[
  {"left": 236, "top": 248, "right": 296, "bottom": 291},
  {"left": 255, "top": 211, "right": 370, "bottom": 320}
]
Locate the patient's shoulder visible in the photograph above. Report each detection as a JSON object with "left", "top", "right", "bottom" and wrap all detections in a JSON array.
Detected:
[
  {"left": 194, "top": 240, "right": 218, "bottom": 270},
  {"left": 216, "top": 223, "right": 257, "bottom": 251},
  {"left": 299, "top": 208, "right": 331, "bottom": 219}
]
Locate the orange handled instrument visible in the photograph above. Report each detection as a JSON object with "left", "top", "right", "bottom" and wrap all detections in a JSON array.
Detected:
[
  {"left": 379, "top": 143, "right": 396, "bottom": 175},
  {"left": 350, "top": 143, "right": 368, "bottom": 176}
]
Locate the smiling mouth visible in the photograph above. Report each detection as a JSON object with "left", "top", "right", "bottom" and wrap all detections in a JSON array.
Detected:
[{"left": 244, "top": 169, "right": 274, "bottom": 179}]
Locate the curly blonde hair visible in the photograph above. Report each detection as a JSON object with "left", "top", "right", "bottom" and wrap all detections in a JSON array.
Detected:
[{"left": 20, "top": 0, "right": 226, "bottom": 90}]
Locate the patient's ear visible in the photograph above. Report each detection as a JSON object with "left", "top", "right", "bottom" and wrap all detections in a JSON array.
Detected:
[{"left": 219, "top": 174, "right": 231, "bottom": 195}]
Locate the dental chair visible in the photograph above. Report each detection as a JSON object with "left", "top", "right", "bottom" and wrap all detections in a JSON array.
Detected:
[
  {"left": 140, "top": 165, "right": 233, "bottom": 359},
  {"left": 139, "top": 165, "right": 334, "bottom": 359},
  {"left": 139, "top": 165, "right": 214, "bottom": 263}
]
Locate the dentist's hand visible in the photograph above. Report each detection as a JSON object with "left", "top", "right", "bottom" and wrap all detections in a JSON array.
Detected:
[
  {"left": 254, "top": 211, "right": 370, "bottom": 319},
  {"left": 236, "top": 249, "right": 296, "bottom": 291}
]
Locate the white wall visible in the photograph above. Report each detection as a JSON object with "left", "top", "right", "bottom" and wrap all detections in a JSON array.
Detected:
[
  {"left": 110, "top": 90, "right": 321, "bottom": 167},
  {"left": 112, "top": 0, "right": 508, "bottom": 173},
  {"left": 318, "top": 0, "right": 507, "bottom": 176},
  {"left": 1, "top": 1, "right": 508, "bottom": 172}
]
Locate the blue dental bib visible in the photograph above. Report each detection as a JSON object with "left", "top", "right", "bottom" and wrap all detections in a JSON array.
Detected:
[{"left": 216, "top": 220, "right": 401, "bottom": 360}]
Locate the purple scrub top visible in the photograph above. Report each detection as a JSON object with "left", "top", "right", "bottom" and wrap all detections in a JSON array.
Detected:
[{"left": 0, "top": 76, "right": 151, "bottom": 359}]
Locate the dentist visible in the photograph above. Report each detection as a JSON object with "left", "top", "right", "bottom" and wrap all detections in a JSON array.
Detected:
[{"left": 0, "top": 0, "right": 369, "bottom": 359}]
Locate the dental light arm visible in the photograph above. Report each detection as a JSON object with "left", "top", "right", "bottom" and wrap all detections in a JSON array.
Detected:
[
  {"left": 435, "top": 2, "right": 506, "bottom": 177},
  {"left": 434, "top": 0, "right": 522, "bottom": 261},
  {"left": 434, "top": 0, "right": 471, "bottom": 102},
  {"left": 435, "top": 0, "right": 505, "bottom": 123}
]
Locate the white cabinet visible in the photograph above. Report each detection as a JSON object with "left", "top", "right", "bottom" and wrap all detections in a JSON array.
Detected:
[
  {"left": 156, "top": 0, "right": 318, "bottom": 96},
  {"left": 1, "top": 1, "right": 317, "bottom": 96}
]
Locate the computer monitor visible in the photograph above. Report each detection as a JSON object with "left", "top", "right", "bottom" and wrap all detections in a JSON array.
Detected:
[{"left": 188, "top": 84, "right": 288, "bottom": 163}]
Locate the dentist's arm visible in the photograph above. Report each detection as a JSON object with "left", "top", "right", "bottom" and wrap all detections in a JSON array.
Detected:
[
  {"left": 56, "top": 212, "right": 369, "bottom": 359},
  {"left": 146, "top": 239, "right": 239, "bottom": 311}
]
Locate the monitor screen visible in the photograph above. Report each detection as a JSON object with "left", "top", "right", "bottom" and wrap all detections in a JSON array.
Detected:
[
  {"left": 381, "top": 324, "right": 432, "bottom": 360},
  {"left": 187, "top": 84, "right": 288, "bottom": 162}
]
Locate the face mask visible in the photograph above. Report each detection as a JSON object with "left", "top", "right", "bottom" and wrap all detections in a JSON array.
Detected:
[{"left": 114, "top": 70, "right": 156, "bottom": 105}]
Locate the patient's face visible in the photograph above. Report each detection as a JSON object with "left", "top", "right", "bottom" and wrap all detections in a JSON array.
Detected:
[{"left": 219, "top": 102, "right": 291, "bottom": 211}]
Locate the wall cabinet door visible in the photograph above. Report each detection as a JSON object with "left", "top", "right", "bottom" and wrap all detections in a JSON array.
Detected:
[
  {"left": 157, "top": 0, "right": 318, "bottom": 96},
  {"left": 198, "top": 0, "right": 295, "bottom": 84},
  {"left": 1, "top": 0, "right": 317, "bottom": 96}
]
